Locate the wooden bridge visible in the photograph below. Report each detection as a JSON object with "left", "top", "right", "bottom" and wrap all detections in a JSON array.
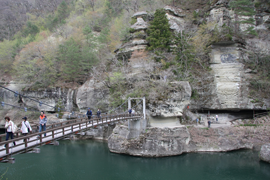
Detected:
[{"left": 0, "top": 114, "right": 141, "bottom": 162}]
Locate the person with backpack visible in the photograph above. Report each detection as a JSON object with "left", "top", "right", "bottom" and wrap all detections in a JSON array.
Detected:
[
  {"left": 97, "top": 109, "right": 101, "bottom": 119},
  {"left": 38, "top": 111, "right": 47, "bottom": 137},
  {"left": 86, "top": 108, "right": 92, "bottom": 123},
  {"left": 4, "top": 116, "right": 16, "bottom": 147},
  {"left": 128, "top": 108, "right": 132, "bottom": 116},
  {"left": 21, "top": 117, "right": 32, "bottom": 142}
]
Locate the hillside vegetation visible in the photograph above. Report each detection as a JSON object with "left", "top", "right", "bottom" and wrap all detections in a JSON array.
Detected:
[
  {"left": 0, "top": 0, "right": 170, "bottom": 88},
  {"left": 0, "top": 0, "right": 269, "bottom": 108}
]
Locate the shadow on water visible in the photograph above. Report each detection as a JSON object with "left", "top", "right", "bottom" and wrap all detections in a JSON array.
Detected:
[{"left": 0, "top": 140, "right": 270, "bottom": 180}]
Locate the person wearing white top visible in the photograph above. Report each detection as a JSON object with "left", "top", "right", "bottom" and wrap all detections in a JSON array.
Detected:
[
  {"left": 21, "top": 117, "right": 32, "bottom": 142},
  {"left": 4, "top": 116, "right": 16, "bottom": 147}
]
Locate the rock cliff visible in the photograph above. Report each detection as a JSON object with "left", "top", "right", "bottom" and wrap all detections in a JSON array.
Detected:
[{"left": 108, "top": 116, "right": 270, "bottom": 157}]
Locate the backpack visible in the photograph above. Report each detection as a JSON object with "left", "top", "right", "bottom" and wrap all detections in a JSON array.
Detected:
[{"left": 11, "top": 121, "right": 18, "bottom": 133}]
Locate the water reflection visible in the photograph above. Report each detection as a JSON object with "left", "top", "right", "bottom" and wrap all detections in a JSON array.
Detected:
[{"left": 0, "top": 140, "right": 269, "bottom": 180}]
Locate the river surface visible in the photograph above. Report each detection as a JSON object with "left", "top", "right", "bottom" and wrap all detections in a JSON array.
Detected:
[{"left": 1, "top": 140, "right": 270, "bottom": 180}]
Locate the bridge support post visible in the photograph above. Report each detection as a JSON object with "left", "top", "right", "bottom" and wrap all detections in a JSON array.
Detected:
[
  {"left": 128, "top": 97, "right": 131, "bottom": 110},
  {"left": 143, "top": 96, "right": 146, "bottom": 120},
  {"left": 128, "top": 97, "right": 146, "bottom": 119}
]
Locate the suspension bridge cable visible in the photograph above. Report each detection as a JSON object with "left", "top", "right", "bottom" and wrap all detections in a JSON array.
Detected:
[
  {"left": 107, "top": 99, "right": 129, "bottom": 114},
  {"left": 0, "top": 85, "right": 56, "bottom": 109},
  {"left": 1, "top": 102, "right": 40, "bottom": 112}
]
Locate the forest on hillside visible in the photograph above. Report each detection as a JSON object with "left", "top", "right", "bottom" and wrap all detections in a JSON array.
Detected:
[
  {"left": 0, "top": 0, "right": 171, "bottom": 87},
  {"left": 0, "top": 0, "right": 269, "bottom": 106}
]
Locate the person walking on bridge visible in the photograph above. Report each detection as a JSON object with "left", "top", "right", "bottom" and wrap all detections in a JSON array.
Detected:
[
  {"left": 21, "top": 117, "right": 32, "bottom": 142},
  {"left": 86, "top": 108, "right": 92, "bottom": 122},
  {"left": 38, "top": 111, "right": 47, "bottom": 137},
  {"left": 97, "top": 109, "right": 101, "bottom": 119},
  {"left": 132, "top": 109, "right": 135, "bottom": 116},
  {"left": 128, "top": 108, "right": 132, "bottom": 116},
  {"left": 4, "top": 116, "right": 16, "bottom": 148}
]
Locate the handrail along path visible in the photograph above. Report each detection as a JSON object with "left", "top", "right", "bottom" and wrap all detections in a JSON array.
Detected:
[{"left": 0, "top": 113, "right": 141, "bottom": 161}]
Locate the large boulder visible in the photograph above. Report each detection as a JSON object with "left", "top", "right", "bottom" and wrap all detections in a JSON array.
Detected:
[{"left": 259, "top": 143, "right": 270, "bottom": 163}]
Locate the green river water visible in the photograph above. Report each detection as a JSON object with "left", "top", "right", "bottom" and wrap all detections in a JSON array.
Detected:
[{"left": 1, "top": 140, "right": 270, "bottom": 180}]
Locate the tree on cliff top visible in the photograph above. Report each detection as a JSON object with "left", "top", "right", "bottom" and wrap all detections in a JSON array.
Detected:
[{"left": 146, "top": 9, "right": 172, "bottom": 52}]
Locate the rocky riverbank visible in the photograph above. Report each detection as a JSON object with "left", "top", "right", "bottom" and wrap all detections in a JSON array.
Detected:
[{"left": 108, "top": 116, "right": 270, "bottom": 157}]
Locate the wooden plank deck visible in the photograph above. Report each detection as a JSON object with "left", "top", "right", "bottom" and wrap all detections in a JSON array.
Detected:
[{"left": 0, "top": 114, "right": 141, "bottom": 161}]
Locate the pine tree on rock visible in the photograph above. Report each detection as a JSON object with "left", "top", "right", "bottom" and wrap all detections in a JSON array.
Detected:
[
  {"left": 146, "top": 9, "right": 172, "bottom": 51},
  {"left": 229, "top": 0, "right": 257, "bottom": 36}
]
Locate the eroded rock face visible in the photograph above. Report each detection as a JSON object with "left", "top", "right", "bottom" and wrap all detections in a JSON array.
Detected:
[
  {"left": 108, "top": 125, "right": 190, "bottom": 157},
  {"left": 209, "top": 43, "right": 251, "bottom": 109},
  {"left": 108, "top": 122, "right": 270, "bottom": 157},
  {"left": 0, "top": 81, "right": 75, "bottom": 112},
  {"left": 71, "top": 124, "right": 116, "bottom": 140},
  {"left": 131, "top": 17, "right": 148, "bottom": 31},
  {"left": 165, "top": 6, "right": 186, "bottom": 33},
  {"left": 148, "top": 81, "right": 191, "bottom": 117},
  {"left": 192, "top": 41, "right": 269, "bottom": 110},
  {"left": 76, "top": 79, "right": 109, "bottom": 112},
  {"left": 259, "top": 143, "right": 270, "bottom": 163}
]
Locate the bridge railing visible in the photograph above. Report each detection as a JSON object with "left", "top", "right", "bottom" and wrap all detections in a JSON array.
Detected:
[
  {"left": 0, "top": 113, "right": 141, "bottom": 158},
  {"left": 0, "top": 114, "right": 122, "bottom": 142}
]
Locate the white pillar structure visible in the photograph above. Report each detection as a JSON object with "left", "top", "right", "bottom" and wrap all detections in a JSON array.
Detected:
[
  {"left": 128, "top": 97, "right": 131, "bottom": 110},
  {"left": 128, "top": 97, "right": 146, "bottom": 119}
]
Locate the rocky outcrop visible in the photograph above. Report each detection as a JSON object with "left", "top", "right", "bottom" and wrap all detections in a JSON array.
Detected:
[
  {"left": 259, "top": 143, "right": 270, "bottom": 163},
  {"left": 115, "top": 6, "right": 186, "bottom": 61},
  {"left": 108, "top": 120, "right": 270, "bottom": 157},
  {"left": 191, "top": 1, "right": 270, "bottom": 111},
  {"left": 109, "top": 125, "right": 190, "bottom": 156},
  {"left": 71, "top": 123, "right": 116, "bottom": 140},
  {"left": 115, "top": 12, "right": 149, "bottom": 61},
  {"left": 208, "top": 43, "right": 253, "bottom": 110},
  {"left": 164, "top": 6, "right": 186, "bottom": 32},
  {"left": 76, "top": 79, "right": 109, "bottom": 112},
  {"left": 0, "top": 81, "right": 75, "bottom": 112},
  {"left": 148, "top": 81, "right": 191, "bottom": 117}
]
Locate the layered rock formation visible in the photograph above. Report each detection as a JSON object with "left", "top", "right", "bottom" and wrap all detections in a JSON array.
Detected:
[
  {"left": 190, "top": 1, "right": 270, "bottom": 111},
  {"left": 114, "top": 11, "right": 149, "bottom": 61},
  {"left": 108, "top": 119, "right": 270, "bottom": 157}
]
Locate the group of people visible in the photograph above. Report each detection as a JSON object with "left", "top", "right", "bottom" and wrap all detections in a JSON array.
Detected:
[
  {"left": 3, "top": 108, "right": 139, "bottom": 147},
  {"left": 207, "top": 115, "right": 219, "bottom": 128},
  {"left": 3, "top": 111, "right": 47, "bottom": 148},
  {"left": 86, "top": 108, "right": 101, "bottom": 121},
  {"left": 128, "top": 108, "right": 135, "bottom": 116}
]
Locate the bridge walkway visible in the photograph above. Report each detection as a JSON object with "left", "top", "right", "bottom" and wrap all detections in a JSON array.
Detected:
[{"left": 0, "top": 114, "right": 141, "bottom": 161}]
